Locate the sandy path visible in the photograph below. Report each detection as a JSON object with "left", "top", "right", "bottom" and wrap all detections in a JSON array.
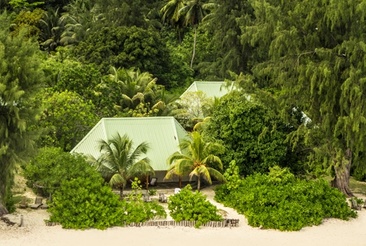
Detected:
[{"left": 1, "top": 188, "right": 366, "bottom": 246}]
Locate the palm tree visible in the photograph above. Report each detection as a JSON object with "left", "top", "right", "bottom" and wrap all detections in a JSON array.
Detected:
[
  {"left": 165, "top": 131, "right": 225, "bottom": 191},
  {"left": 161, "top": 0, "right": 184, "bottom": 24},
  {"left": 161, "top": 0, "right": 209, "bottom": 66},
  {"left": 160, "top": 0, "right": 185, "bottom": 42},
  {"left": 180, "top": 0, "right": 208, "bottom": 68},
  {"left": 39, "top": 8, "right": 66, "bottom": 52},
  {"left": 100, "top": 67, "right": 168, "bottom": 117},
  {"left": 94, "top": 133, "right": 154, "bottom": 198}
]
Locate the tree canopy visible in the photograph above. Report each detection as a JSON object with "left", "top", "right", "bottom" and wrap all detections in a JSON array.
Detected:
[
  {"left": 1, "top": 0, "right": 366, "bottom": 210},
  {"left": 237, "top": 0, "right": 366, "bottom": 195},
  {"left": 0, "top": 13, "right": 45, "bottom": 214}
]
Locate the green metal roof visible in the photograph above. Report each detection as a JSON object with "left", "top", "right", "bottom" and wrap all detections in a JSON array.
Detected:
[
  {"left": 70, "top": 117, "right": 188, "bottom": 171},
  {"left": 181, "top": 81, "right": 233, "bottom": 98}
]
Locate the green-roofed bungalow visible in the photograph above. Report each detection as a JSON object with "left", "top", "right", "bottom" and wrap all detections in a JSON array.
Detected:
[
  {"left": 180, "top": 81, "right": 234, "bottom": 98},
  {"left": 70, "top": 117, "right": 188, "bottom": 182}
]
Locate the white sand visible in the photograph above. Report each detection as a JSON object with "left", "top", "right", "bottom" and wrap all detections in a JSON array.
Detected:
[{"left": 1, "top": 188, "right": 366, "bottom": 246}]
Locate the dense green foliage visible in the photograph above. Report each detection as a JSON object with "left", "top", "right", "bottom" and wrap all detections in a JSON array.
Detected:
[
  {"left": 24, "top": 147, "right": 96, "bottom": 196},
  {"left": 41, "top": 53, "right": 102, "bottom": 103},
  {"left": 96, "top": 67, "right": 169, "bottom": 117},
  {"left": 204, "top": 92, "right": 297, "bottom": 176},
  {"left": 72, "top": 25, "right": 183, "bottom": 88},
  {"left": 49, "top": 174, "right": 124, "bottom": 229},
  {"left": 168, "top": 185, "right": 222, "bottom": 228},
  {"left": 237, "top": 0, "right": 366, "bottom": 195},
  {"left": 200, "top": 0, "right": 253, "bottom": 79},
  {"left": 166, "top": 131, "right": 225, "bottom": 190},
  {"left": 2, "top": 0, "right": 366, "bottom": 215},
  {"left": 36, "top": 90, "right": 98, "bottom": 151},
  {"left": 0, "top": 13, "right": 45, "bottom": 214},
  {"left": 49, "top": 174, "right": 166, "bottom": 229},
  {"left": 215, "top": 166, "right": 357, "bottom": 231}
]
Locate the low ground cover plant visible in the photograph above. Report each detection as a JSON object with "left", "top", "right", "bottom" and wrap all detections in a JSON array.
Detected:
[
  {"left": 168, "top": 185, "right": 222, "bottom": 228},
  {"left": 215, "top": 165, "right": 357, "bottom": 231}
]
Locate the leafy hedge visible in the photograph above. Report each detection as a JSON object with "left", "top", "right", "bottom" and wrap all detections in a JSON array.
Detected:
[
  {"left": 168, "top": 185, "right": 222, "bottom": 228},
  {"left": 215, "top": 166, "right": 357, "bottom": 231}
]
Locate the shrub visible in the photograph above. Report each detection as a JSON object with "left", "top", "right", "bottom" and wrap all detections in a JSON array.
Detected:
[
  {"left": 215, "top": 160, "right": 241, "bottom": 202},
  {"left": 24, "top": 147, "right": 94, "bottom": 196},
  {"left": 49, "top": 173, "right": 166, "bottom": 229},
  {"left": 121, "top": 178, "right": 166, "bottom": 224},
  {"left": 121, "top": 200, "right": 167, "bottom": 224},
  {"left": 168, "top": 185, "right": 222, "bottom": 228},
  {"left": 48, "top": 170, "right": 124, "bottom": 229},
  {"left": 215, "top": 166, "right": 357, "bottom": 231}
]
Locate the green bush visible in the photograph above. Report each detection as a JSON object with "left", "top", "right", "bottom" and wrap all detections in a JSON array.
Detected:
[
  {"left": 49, "top": 174, "right": 124, "bottom": 229},
  {"left": 121, "top": 200, "right": 167, "bottom": 224},
  {"left": 121, "top": 178, "right": 166, "bottom": 224},
  {"left": 24, "top": 147, "right": 95, "bottom": 196},
  {"left": 168, "top": 185, "right": 222, "bottom": 228},
  {"left": 215, "top": 166, "right": 357, "bottom": 231}
]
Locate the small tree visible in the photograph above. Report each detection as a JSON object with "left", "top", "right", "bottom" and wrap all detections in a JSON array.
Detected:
[
  {"left": 93, "top": 133, "right": 154, "bottom": 198},
  {"left": 165, "top": 131, "right": 225, "bottom": 191}
]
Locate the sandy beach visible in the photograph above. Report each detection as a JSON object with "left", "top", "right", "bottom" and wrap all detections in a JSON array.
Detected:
[{"left": 1, "top": 188, "right": 366, "bottom": 246}]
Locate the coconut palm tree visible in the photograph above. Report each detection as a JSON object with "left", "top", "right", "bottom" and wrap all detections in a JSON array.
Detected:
[
  {"left": 180, "top": 0, "right": 208, "bottom": 68},
  {"left": 94, "top": 133, "right": 154, "bottom": 198},
  {"left": 160, "top": 0, "right": 185, "bottom": 42},
  {"left": 165, "top": 131, "right": 225, "bottom": 191},
  {"left": 160, "top": 0, "right": 184, "bottom": 24}
]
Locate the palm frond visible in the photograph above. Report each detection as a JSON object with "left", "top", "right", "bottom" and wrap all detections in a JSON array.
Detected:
[
  {"left": 109, "top": 173, "right": 126, "bottom": 187},
  {"left": 207, "top": 167, "right": 225, "bottom": 183},
  {"left": 128, "top": 158, "right": 154, "bottom": 177},
  {"left": 203, "top": 154, "right": 223, "bottom": 170},
  {"left": 197, "top": 165, "right": 212, "bottom": 184}
]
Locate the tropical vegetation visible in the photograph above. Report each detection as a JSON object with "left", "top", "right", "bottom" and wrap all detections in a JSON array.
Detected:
[
  {"left": 215, "top": 165, "right": 357, "bottom": 231},
  {"left": 47, "top": 157, "right": 125, "bottom": 229},
  {"left": 0, "top": 0, "right": 364, "bottom": 233},
  {"left": 168, "top": 185, "right": 222, "bottom": 228},
  {"left": 165, "top": 131, "right": 225, "bottom": 190},
  {"left": 90, "top": 133, "right": 154, "bottom": 198}
]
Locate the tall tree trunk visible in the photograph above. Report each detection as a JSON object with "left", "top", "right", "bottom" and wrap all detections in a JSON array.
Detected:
[
  {"left": 331, "top": 149, "right": 353, "bottom": 197},
  {"left": 0, "top": 161, "right": 11, "bottom": 216},
  {"left": 190, "top": 27, "right": 197, "bottom": 68},
  {"left": 0, "top": 202, "right": 8, "bottom": 216},
  {"left": 179, "top": 176, "right": 182, "bottom": 188},
  {"left": 197, "top": 175, "right": 201, "bottom": 191}
]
